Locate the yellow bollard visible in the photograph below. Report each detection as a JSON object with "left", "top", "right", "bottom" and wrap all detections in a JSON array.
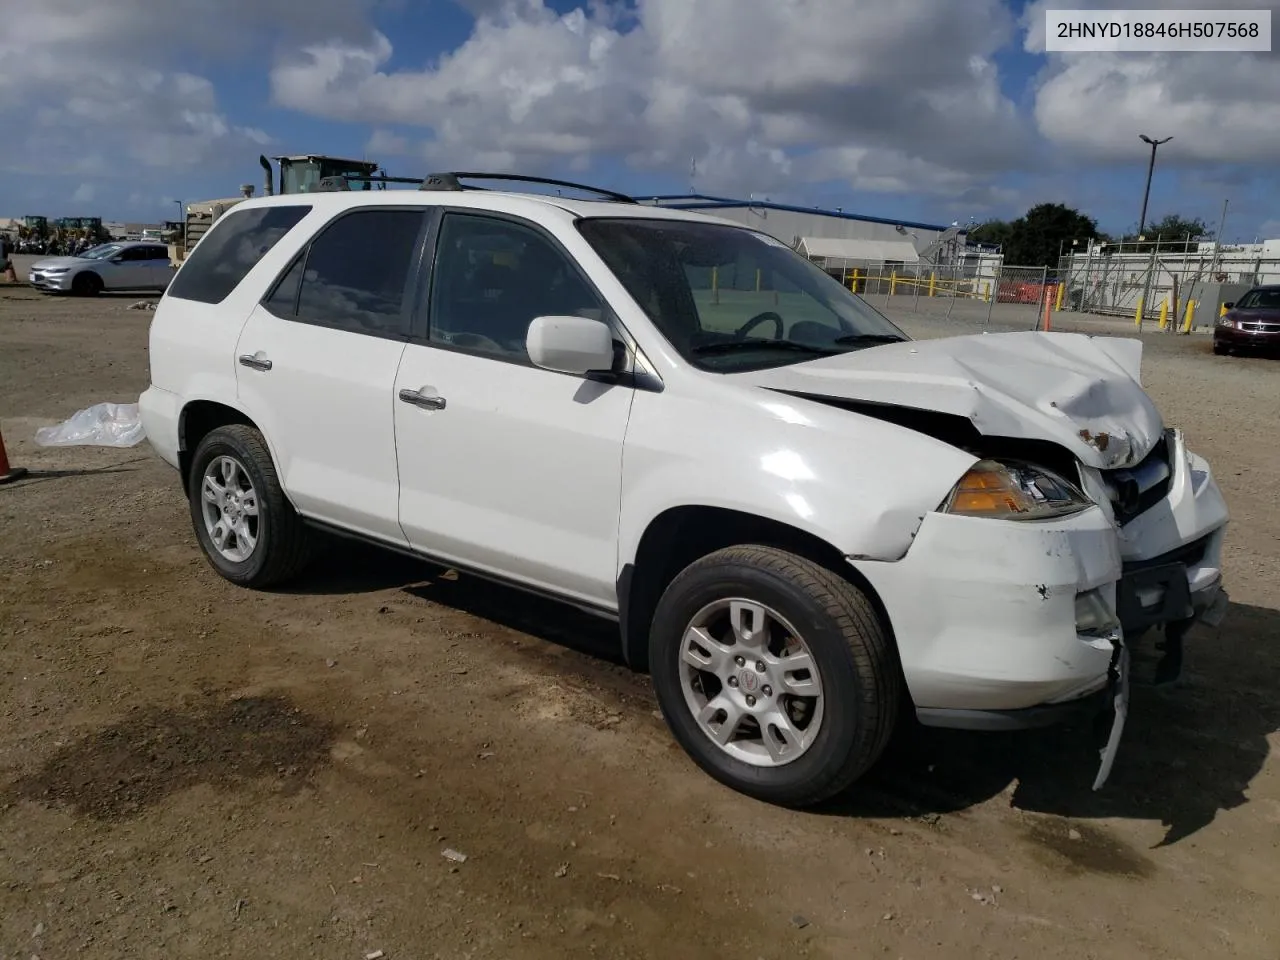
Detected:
[
  {"left": 928, "top": 272, "right": 936, "bottom": 297},
  {"left": 983, "top": 281, "right": 990, "bottom": 302},
  {"left": 1158, "top": 298, "right": 1169, "bottom": 330},
  {"left": 1134, "top": 296, "right": 1144, "bottom": 328},
  {"left": 1055, "top": 283, "right": 1065, "bottom": 311},
  {"left": 1182, "top": 299, "right": 1196, "bottom": 334},
  {"left": 890, "top": 270, "right": 898, "bottom": 296},
  {"left": 1219, "top": 302, "right": 1228, "bottom": 318},
  {"left": 850, "top": 269, "right": 860, "bottom": 293}
]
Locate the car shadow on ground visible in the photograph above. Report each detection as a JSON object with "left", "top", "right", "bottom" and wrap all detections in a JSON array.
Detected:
[
  {"left": 291, "top": 540, "right": 1275, "bottom": 846},
  {"left": 285, "top": 537, "right": 625, "bottom": 664},
  {"left": 828, "top": 600, "right": 1279, "bottom": 847}
]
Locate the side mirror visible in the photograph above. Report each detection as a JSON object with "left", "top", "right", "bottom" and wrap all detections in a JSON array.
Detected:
[
  {"left": 1223, "top": 302, "right": 1235, "bottom": 310},
  {"left": 527, "top": 315, "right": 617, "bottom": 377}
]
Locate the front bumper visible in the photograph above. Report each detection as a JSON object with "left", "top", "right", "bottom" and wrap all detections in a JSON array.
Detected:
[
  {"left": 1214, "top": 323, "right": 1280, "bottom": 349},
  {"left": 851, "top": 503, "right": 1123, "bottom": 717},
  {"left": 29, "top": 269, "right": 73, "bottom": 292}
]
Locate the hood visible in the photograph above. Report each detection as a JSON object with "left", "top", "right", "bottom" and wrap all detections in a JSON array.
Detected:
[
  {"left": 741, "top": 331, "right": 1163, "bottom": 470},
  {"left": 31, "top": 257, "right": 85, "bottom": 270},
  {"left": 1226, "top": 307, "right": 1280, "bottom": 324}
]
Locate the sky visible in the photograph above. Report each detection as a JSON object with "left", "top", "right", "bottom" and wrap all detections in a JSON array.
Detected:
[{"left": 1, "top": 0, "right": 1277, "bottom": 240}]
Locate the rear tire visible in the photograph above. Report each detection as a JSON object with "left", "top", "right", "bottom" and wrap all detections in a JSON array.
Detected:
[
  {"left": 71, "top": 272, "right": 102, "bottom": 297},
  {"left": 188, "top": 425, "right": 311, "bottom": 587},
  {"left": 1212, "top": 341, "right": 1230, "bottom": 355},
  {"left": 649, "top": 545, "right": 900, "bottom": 807}
]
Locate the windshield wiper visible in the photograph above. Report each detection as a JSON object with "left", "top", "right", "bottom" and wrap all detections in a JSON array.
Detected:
[
  {"left": 831, "top": 333, "right": 907, "bottom": 346},
  {"left": 692, "top": 339, "right": 836, "bottom": 356}
]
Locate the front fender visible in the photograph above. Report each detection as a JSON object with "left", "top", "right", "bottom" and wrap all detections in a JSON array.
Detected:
[{"left": 618, "top": 385, "right": 976, "bottom": 568}]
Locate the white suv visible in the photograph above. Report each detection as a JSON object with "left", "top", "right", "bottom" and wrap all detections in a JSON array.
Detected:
[{"left": 139, "top": 174, "right": 1230, "bottom": 805}]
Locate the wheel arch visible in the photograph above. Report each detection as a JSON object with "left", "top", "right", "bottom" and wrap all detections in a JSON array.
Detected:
[
  {"left": 617, "top": 505, "right": 901, "bottom": 680},
  {"left": 178, "top": 400, "right": 261, "bottom": 493}
]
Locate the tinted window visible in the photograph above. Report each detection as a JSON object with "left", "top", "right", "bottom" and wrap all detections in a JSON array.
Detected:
[
  {"left": 294, "top": 209, "right": 424, "bottom": 337},
  {"left": 167, "top": 205, "right": 311, "bottom": 305},
  {"left": 263, "top": 255, "right": 304, "bottom": 318},
  {"left": 146, "top": 246, "right": 169, "bottom": 260},
  {"left": 118, "top": 247, "right": 149, "bottom": 261},
  {"left": 429, "top": 213, "right": 605, "bottom": 361}
]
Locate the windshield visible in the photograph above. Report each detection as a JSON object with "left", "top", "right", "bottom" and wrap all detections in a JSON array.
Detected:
[
  {"left": 76, "top": 243, "right": 124, "bottom": 260},
  {"left": 576, "top": 217, "right": 908, "bottom": 371},
  {"left": 1236, "top": 289, "right": 1280, "bottom": 310}
]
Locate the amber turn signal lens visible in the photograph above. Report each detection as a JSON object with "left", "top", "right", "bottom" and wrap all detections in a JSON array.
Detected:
[{"left": 941, "top": 459, "right": 1092, "bottom": 520}]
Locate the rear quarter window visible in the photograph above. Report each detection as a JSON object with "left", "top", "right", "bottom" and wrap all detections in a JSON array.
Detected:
[{"left": 166, "top": 204, "right": 312, "bottom": 305}]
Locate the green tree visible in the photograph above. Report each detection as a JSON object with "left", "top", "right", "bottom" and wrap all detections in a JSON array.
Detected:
[
  {"left": 1120, "top": 213, "right": 1210, "bottom": 252},
  {"left": 968, "top": 218, "right": 1011, "bottom": 250},
  {"left": 1004, "top": 203, "right": 1101, "bottom": 268}
]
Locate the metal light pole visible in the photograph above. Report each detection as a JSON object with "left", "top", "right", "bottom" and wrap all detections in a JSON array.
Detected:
[{"left": 1137, "top": 134, "right": 1172, "bottom": 238}]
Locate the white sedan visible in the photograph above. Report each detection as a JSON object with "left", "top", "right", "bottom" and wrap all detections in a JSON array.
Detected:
[{"left": 29, "top": 241, "right": 173, "bottom": 296}]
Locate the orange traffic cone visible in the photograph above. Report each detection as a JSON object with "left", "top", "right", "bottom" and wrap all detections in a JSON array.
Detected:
[{"left": 0, "top": 425, "right": 28, "bottom": 485}]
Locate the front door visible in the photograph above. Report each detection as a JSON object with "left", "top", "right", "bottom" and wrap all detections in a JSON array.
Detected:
[
  {"left": 393, "top": 211, "right": 635, "bottom": 608},
  {"left": 234, "top": 206, "right": 428, "bottom": 544},
  {"left": 107, "top": 245, "right": 157, "bottom": 289}
]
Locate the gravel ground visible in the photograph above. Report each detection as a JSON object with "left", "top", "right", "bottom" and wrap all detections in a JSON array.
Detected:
[{"left": 1, "top": 274, "right": 1278, "bottom": 960}]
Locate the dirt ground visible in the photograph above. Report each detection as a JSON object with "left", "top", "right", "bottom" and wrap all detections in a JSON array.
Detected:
[{"left": 1, "top": 275, "right": 1278, "bottom": 960}]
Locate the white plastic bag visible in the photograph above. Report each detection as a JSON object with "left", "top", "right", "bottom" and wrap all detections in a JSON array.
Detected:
[{"left": 34, "top": 402, "right": 146, "bottom": 448}]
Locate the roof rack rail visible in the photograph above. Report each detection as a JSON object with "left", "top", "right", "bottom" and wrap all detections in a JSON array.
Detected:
[
  {"left": 317, "top": 174, "right": 427, "bottom": 192},
  {"left": 419, "top": 172, "right": 637, "bottom": 204}
]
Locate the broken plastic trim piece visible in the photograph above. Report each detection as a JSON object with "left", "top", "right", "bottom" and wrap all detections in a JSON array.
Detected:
[{"left": 1092, "top": 641, "right": 1130, "bottom": 791}]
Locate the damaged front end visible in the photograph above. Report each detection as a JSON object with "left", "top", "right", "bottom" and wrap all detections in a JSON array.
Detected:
[{"left": 744, "top": 330, "right": 1230, "bottom": 788}]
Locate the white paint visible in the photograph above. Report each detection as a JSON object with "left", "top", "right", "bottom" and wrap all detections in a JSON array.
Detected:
[{"left": 140, "top": 187, "right": 1231, "bottom": 723}]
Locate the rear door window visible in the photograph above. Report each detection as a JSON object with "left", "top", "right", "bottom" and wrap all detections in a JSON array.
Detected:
[
  {"left": 166, "top": 205, "right": 311, "bottom": 305},
  {"left": 288, "top": 208, "right": 426, "bottom": 339}
]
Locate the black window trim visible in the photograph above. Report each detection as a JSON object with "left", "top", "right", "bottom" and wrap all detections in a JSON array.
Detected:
[
  {"left": 410, "top": 206, "right": 652, "bottom": 387},
  {"left": 256, "top": 204, "right": 434, "bottom": 344}
]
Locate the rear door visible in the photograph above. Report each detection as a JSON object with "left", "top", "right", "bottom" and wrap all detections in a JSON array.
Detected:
[{"left": 233, "top": 205, "right": 429, "bottom": 544}]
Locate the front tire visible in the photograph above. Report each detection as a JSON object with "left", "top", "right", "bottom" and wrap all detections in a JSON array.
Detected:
[
  {"left": 71, "top": 272, "right": 102, "bottom": 296},
  {"left": 650, "top": 545, "right": 900, "bottom": 807},
  {"left": 187, "top": 425, "right": 311, "bottom": 587}
]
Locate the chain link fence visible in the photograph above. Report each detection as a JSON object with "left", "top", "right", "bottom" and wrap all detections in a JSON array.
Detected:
[
  {"left": 814, "top": 259, "right": 1053, "bottom": 327},
  {"left": 1056, "top": 247, "right": 1280, "bottom": 331}
]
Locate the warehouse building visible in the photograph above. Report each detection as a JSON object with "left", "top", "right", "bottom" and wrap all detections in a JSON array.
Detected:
[{"left": 638, "top": 194, "right": 971, "bottom": 268}]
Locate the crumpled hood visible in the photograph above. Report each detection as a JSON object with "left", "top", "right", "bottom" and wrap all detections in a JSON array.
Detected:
[
  {"left": 30, "top": 257, "right": 85, "bottom": 270},
  {"left": 742, "top": 331, "right": 1164, "bottom": 469}
]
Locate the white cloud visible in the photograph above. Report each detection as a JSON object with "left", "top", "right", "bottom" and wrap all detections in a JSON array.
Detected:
[
  {"left": 0, "top": 0, "right": 380, "bottom": 196},
  {"left": 270, "top": 0, "right": 1027, "bottom": 198},
  {"left": 70, "top": 183, "right": 95, "bottom": 204},
  {"left": 1022, "top": 0, "right": 1280, "bottom": 163}
]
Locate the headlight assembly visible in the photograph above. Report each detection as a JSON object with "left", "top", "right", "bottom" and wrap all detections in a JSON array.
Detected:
[{"left": 940, "top": 459, "right": 1093, "bottom": 520}]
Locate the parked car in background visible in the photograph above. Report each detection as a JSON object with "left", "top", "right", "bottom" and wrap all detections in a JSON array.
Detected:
[
  {"left": 28, "top": 241, "right": 173, "bottom": 296},
  {"left": 138, "top": 175, "right": 1230, "bottom": 806},
  {"left": 1214, "top": 286, "right": 1280, "bottom": 355}
]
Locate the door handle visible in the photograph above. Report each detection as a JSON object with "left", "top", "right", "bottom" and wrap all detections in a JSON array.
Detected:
[
  {"left": 239, "top": 354, "right": 272, "bottom": 371},
  {"left": 398, "top": 388, "right": 446, "bottom": 410}
]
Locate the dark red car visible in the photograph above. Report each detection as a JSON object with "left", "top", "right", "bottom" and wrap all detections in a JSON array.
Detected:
[{"left": 1214, "top": 285, "right": 1280, "bottom": 355}]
